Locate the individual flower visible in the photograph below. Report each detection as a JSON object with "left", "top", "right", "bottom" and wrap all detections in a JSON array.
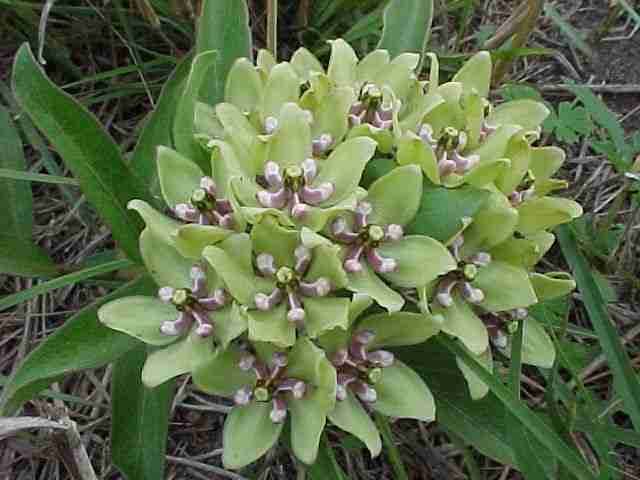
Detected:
[{"left": 193, "top": 338, "right": 337, "bottom": 468}]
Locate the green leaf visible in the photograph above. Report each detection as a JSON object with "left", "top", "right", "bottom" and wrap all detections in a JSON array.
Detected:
[
  {"left": 307, "top": 435, "right": 349, "bottom": 480},
  {"left": 558, "top": 224, "right": 640, "bottom": 432},
  {"left": 196, "top": 0, "right": 252, "bottom": 106},
  {"left": 378, "top": 0, "right": 434, "bottom": 59},
  {"left": 12, "top": 44, "right": 152, "bottom": 262},
  {"left": 375, "top": 413, "right": 409, "bottom": 480},
  {"left": 111, "top": 346, "right": 174, "bottom": 480},
  {"left": 407, "top": 184, "right": 490, "bottom": 243},
  {"left": 0, "top": 276, "right": 155, "bottom": 415},
  {"left": 130, "top": 52, "right": 194, "bottom": 200},
  {"left": 0, "top": 234, "right": 58, "bottom": 277}
]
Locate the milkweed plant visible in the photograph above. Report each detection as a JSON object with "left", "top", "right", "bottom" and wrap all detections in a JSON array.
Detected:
[{"left": 94, "top": 39, "right": 583, "bottom": 468}]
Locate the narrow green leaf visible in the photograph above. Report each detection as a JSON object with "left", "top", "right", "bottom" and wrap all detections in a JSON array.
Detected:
[
  {"left": 196, "top": 0, "right": 252, "bottom": 105},
  {"left": 11, "top": 44, "right": 152, "bottom": 262},
  {"left": 0, "top": 259, "right": 132, "bottom": 311},
  {"left": 307, "top": 434, "right": 347, "bottom": 480},
  {"left": 557, "top": 224, "right": 640, "bottom": 431},
  {"left": 378, "top": 0, "right": 434, "bottom": 60},
  {"left": 0, "top": 276, "right": 155, "bottom": 415},
  {"left": 0, "top": 234, "right": 58, "bottom": 277},
  {"left": 111, "top": 346, "right": 174, "bottom": 480},
  {"left": 130, "top": 52, "right": 194, "bottom": 200},
  {"left": 375, "top": 413, "right": 409, "bottom": 480},
  {"left": 0, "top": 168, "right": 79, "bottom": 186}
]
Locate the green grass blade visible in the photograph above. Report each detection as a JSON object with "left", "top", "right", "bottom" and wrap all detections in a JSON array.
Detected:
[
  {"left": 0, "top": 276, "right": 155, "bottom": 415},
  {"left": 378, "top": 0, "right": 434, "bottom": 59},
  {"left": 0, "top": 168, "right": 79, "bottom": 186},
  {"left": 307, "top": 434, "right": 347, "bottom": 480},
  {"left": 0, "top": 259, "right": 132, "bottom": 311},
  {"left": 375, "top": 413, "right": 409, "bottom": 480},
  {"left": 557, "top": 224, "right": 640, "bottom": 431},
  {"left": 11, "top": 43, "right": 154, "bottom": 263}
]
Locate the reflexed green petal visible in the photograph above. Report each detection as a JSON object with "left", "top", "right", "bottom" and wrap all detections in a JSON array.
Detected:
[
  {"left": 456, "top": 346, "right": 492, "bottom": 400},
  {"left": 434, "top": 296, "right": 488, "bottom": 354},
  {"left": 222, "top": 403, "right": 283, "bottom": 470},
  {"left": 379, "top": 235, "right": 457, "bottom": 288},
  {"left": 357, "top": 49, "right": 390, "bottom": 83},
  {"left": 472, "top": 125, "right": 522, "bottom": 163},
  {"left": 347, "top": 263, "right": 404, "bottom": 312},
  {"left": 349, "top": 294, "right": 373, "bottom": 325},
  {"left": 464, "top": 92, "right": 485, "bottom": 149},
  {"left": 140, "top": 229, "right": 192, "bottom": 288},
  {"left": 142, "top": 331, "right": 214, "bottom": 387},
  {"left": 517, "top": 197, "right": 583, "bottom": 234},
  {"left": 347, "top": 124, "right": 394, "bottom": 153},
  {"left": 251, "top": 217, "right": 299, "bottom": 268},
  {"left": 490, "top": 231, "right": 556, "bottom": 269},
  {"left": 328, "top": 392, "right": 382, "bottom": 457},
  {"left": 397, "top": 132, "right": 439, "bottom": 184},
  {"left": 464, "top": 158, "right": 511, "bottom": 188},
  {"left": 374, "top": 361, "right": 435, "bottom": 421},
  {"left": 215, "top": 303, "right": 249, "bottom": 349},
  {"left": 502, "top": 318, "right": 556, "bottom": 368},
  {"left": 269, "top": 102, "right": 312, "bottom": 168},
  {"left": 399, "top": 92, "right": 445, "bottom": 134},
  {"left": 530, "top": 146, "right": 565, "bottom": 185},
  {"left": 203, "top": 242, "right": 256, "bottom": 305},
  {"left": 225, "top": 58, "right": 264, "bottom": 113},
  {"left": 530, "top": 272, "right": 576, "bottom": 301},
  {"left": 193, "top": 347, "right": 255, "bottom": 397},
  {"left": 496, "top": 134, "right": 531, "bottom": 195},
  {"left": 98, "top": 296, "right": 178, "bottom": 346},
  {"left": 424, "top": 52, "right": 439, "bottom": 93},
  {"left": 356, "top": 312, "right": 441, "bottom": 348},
  {"left": 128, "top": 199, "right": 181, "bottom": 245},
  {"left": 303, "top": 297, "right": 350, "bottom": 338},
  {"left": 195, "top": 101, "right": 224, "bottom": 138},
  {"left": 291, "top": 47, "right": 324, "bottom": 81},
  {"left": 262, "top": 62, "right": 300, "bottom": 119},
  {"left": 317, "top": 326, "right": 350, "bottom": 357},
  {"left": 306, "top": 244, "right": 349, "bottom": 289},
  {"left": 327, "top": 39, "right": 358, "bottom": 87},
  {"left": 287, "top": 337, "right": 337, "bottom": 394},
  {"left": 462, "top": 192, "right": 518, "bottom": 253},
  {"left": 157, "top": 146, "right": 204, "bottom": 208},
  {"left": 310, "top": 86, "right": 355, "bottom": 144},
  {"left": 248, "top": 303, "right": 296, "bottom": 347},
  {"left": 300, "top": 188, "right": 363, "bottom": 232},
  {"left": 374, "top": 53, "right": 419, "bottom": 100},
  {"left": 289, "top": 396, "right": 327, "bottom": 464},
  {"left": 313, "top": 137, "right": 377, "bottom": 205},
  {"left": 210, "top": 138, "right": 261, "bottom": 194},
  {"left": 487, "top": 100, "right": 550, "bottom": 131},
  {"left": 257, "top": 49, "right": 276, "bottom": 73},
  {"left": 174, "top": 224, "right": 233, "bottom": 259},
  {"left": 452, "top": 51, "right": 492, "bottom": 98},
  {"left": 425, "top": 82, "right": 465, "bottom": 132},
  {"left": 367, "top": 165, "right": 423, "bottom": 226},
  {"left": 473, "top": 261, "right": 537, "bottom": 312}
]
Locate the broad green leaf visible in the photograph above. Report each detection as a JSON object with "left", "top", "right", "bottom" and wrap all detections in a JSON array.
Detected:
[
  {"left": 0, "top": 276, "right": 155, "bottom": 415},
  {"left": 130, "top": 52, "right": 194, "bottom": 200},
  {"left": 12, "top": 44, "right": 152, "bottom": 262},
  {"left": 0, "top": 234, "right": 58, "bottom": 277},
  {"left": 111, "top": 346, "right": 174, "bottom": 480},
  {"left": 196, "top": 0, "right": 252, "bottom": 106},
  {"left": 378, "top": 0, "right": 434, "bottom": 59}
]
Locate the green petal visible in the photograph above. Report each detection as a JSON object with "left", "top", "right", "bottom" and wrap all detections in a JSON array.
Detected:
[
  {"left": 202, "top": 241, "right": 256, "bottom": 305},
  {"left": 502, "top": 317, "right": 556, "bottom": 368},
  {"left": 456, "top": 346, "right": 492, "bottom": 400},
  {"left": 463, "top": 158, "right": 511, "bottom": 188},
  {"left": 289, "top": 396, "right": 328, "bottom": 464},
  {"left": 356, "top": 312, "right": 441, "bottom": 348},
  {"left": 490, "top": 231, "right": 555, "bottom": 269},
  {"left": 347, "top": 262, "right": 405, "bottom": 312},
  {"left": 142, "top": 331, "right": 214, "bottom": 388},
  {"left": 192, "top": 347, "right": 255, "bottom": 397},
  {"left": 487, "top": 100, "right": 550, "bottom": 131},
  {"left": 530, "top": 272, "right": 576, "bottom": 301},
  {"left": 379, "top": 235, "right": 457, "bottom": 288},
  {"left": 357, "top": 49, "right": 390, "bottom": 83},
  {"left": 128, "top": 199, "right": 181, "bottom": 245},
  {"left": 248, "top": 303, "right": 296, "bottom": 347},
  {"left": 287, "top": 337, "right": 337, "bottom": 395},
  {"left": 215, "top": 303, "right": 249, "bottom": 349},
  {"left": 257, "top": 49, "right": 276, "bottom": 74},
  {"left": 471, "top": 125, "right": 521, "bottom": 163},
  {"left": 424, "top": 52, "right": 439, "bottom": 93},
  {"left": 452, "top": 51, "right": 492, "bottom": 98},
  {"left": 327, "top": 39, "right": 358, "bottom": 87},
  {"left": 310, "top": 86, "right": 355, "bottom": 144},
  {"left": 195, "top": 101, "right": 224, "bottom": 138},
  {"left": 313, "top": 137, "right": 377, "bottom": 206},
  {"left": 464, "top": 92, "right": 484, "bottom": 149},
  {"left": 140, "top": 229, "right": 192, "bottom": 288},
  {"left": 98, "top": 296, "right": 177, "bottom": 346},
  {"left": 291, "top": 47, "right": 325, "bottom": 81},
  {"left": 530, "top": 146, "right": 565, "bottom": 185},
  {"left": 262, "top": 62, "right": 301, "bottom": 119},
  {"left": 303, "top": 297, "right": 350, "bottom": 338},
  {"left": 473, "top": 261, "right": 538, "bottom": 312},
  {"left": 434, "top": 296, "right": 488, "bottom": 354},
  {"left": 306, "top": 243, "right": 349, "bottom": 289},
  {"left": 174, "top": 224, "right": 233, "bottom": 259},
  {"left": 516, "top": 197, "right": 583, "bottom": 234},
  {"left": 461, "top": 192, "right": 518, "bottom": 252},
  {"left": 373, "top": 53, "right": 419, "bottom": 100},
  {"left": 424, "top": 82, "right": 465, "bottom": 132},
  {"left": 397, "top": 132, "right": 439, "bottom": 184},
  {"left": 251, "top": 217, "right": 299, "bottom": 268},
  {"left": 367, "top": 165, "right": 423, "bottom": 226},
  {"left": 496, "top": 134, "right": 531, "bottom": 195},
  {"left": 225, "top": 58, "right": 264, "bottom": 113},
  {"left": 269, "top": 102, "right": 312, "bottom": 168},
  {"left": 399, "top": 91, "right": 445, "bottom": 134},
  {"left": 347, "top": 124, "right": 394, "bottom": 154},
  {"left": 300, "top": 188, "right": 363, "bottom": 232},
  {"left": 328, "top": 392, "right": 382, "bottom": 457},
  {"left": 215, "top": 102, "right": 259, "bottom": 162},
  {"left": 374, "top": 361, "right": 435, "bottom": 421},
  {"left": 157, "top": 146, "right": 204, "bottom": 208},
  {"left": 210, "top": 139, "right": 261, "bottom": 196},
  {"left": 222, "top": 403, "right": 283, "bottom": 470}
]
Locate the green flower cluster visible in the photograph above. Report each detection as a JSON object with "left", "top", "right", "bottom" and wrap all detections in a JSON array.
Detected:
[{"left": 98, "top": 40, "right": 582, "bottom": 469}]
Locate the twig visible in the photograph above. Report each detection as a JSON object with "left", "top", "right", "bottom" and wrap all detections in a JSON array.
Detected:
[
  {"left": 266, "top": 0, "right": 278, "bottom": 59},
  {"left": 166, "top": 455, "right": 249, "bottom": 480}
]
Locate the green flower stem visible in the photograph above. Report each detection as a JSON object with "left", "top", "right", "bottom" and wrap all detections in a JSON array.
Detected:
[
  {"left": 508, "top": 319, "right": 525, "bottom": 398},
  {"left": 374, "top": 413, "right": 409, "bottom": 480},
  {"left": 267, "top": 0, "right": 278, "bottom": 59}
]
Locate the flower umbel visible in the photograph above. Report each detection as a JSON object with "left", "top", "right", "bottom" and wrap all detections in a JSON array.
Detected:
[
  {"left": 419, "top": 125, "right": 479, "bottom": 177},
  {"left": 174, "top": 176, "right": 235, "bottom": 229}
]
